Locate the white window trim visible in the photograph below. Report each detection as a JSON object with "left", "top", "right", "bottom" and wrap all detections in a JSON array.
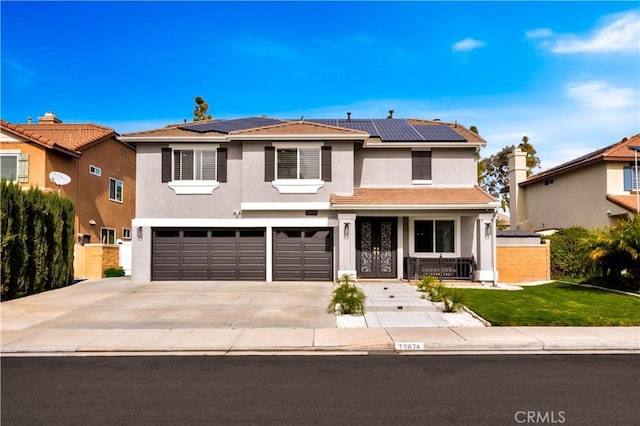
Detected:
[
  {"left": 408, "top": 217, "right": 460, "bottom": 258},
  {"left": 272, "top": 179, "right": 324, "bottom": 194},
  {"left": 109, "top": 178, "right": 123, "bottom": 203},
  {"left": 272, "top": 142, "right": 324, "bottom": 193},
  {"left": 167, "top": 144, "right": 220, "bottom": 195},
  {"left": 100, "top": 227, "right": 116, "bottom": 245},
  {"left": 412, "top": 179, "right": 433, "bottom": 185},
  {"left": 90, "top": 165, "right": 102, "bottom": 176}
]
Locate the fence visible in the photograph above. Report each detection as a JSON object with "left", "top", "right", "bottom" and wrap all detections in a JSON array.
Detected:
[{"left": 404, "top": 256, "right": 475, "bottom": 280}]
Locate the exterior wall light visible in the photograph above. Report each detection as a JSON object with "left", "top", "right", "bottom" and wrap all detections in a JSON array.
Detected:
[
  {"left": 137, "top": 227, "right": 143, "bottom": 240},
  {"left": 344, "top": 223, "right": 350, "bottom": 239}
]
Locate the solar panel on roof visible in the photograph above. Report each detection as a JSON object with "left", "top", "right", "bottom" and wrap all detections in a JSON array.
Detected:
[
  {"left": 179, "top": 117, "right": 285, "bottom": 133},
  {"left": 413, "top": 124, "right": 467, "bottom": 142},
  {"left": 370, "top": 119, "right": 423, "bottom": 141}
]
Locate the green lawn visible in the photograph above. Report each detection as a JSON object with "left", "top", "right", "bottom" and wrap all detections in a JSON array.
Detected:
[{"left": 459, "top": 282, "right": 640, "bottom": 326}]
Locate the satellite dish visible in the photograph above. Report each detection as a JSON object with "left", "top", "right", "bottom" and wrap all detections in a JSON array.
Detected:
[
  {"left": 49, "top": 171, "right": 71, "bottom": 195},
  {"left": 49, "top": 171, "right": 71, "bottom": 186}
]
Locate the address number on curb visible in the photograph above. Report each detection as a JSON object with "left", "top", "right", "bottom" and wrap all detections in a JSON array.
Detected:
[{"left": 395, "top": 342, "right": 425, "bottom": 351}]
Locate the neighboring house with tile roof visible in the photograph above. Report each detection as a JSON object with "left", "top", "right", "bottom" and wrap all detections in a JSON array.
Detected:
[
  {"left": 508, "top": 133, "right": 640, "bottom": 231},
  {"left": 120, "top": 116, "right": 499, "bottom": 283},
  {"left": 1, "top": 113, "right": 136, "bottom": 277}
]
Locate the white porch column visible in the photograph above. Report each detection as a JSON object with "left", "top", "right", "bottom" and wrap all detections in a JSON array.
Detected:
[
  {"left": 337, "top": 212, "right": 357, "bottom": 280},
  {"left": 474, "top": 212, "right": 498, "bottom": 283}
]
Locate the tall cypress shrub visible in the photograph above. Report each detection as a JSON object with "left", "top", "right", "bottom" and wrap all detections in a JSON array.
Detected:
[
  {"left": 1, "top": 182, "right": 75, "bottom": 300},
  {"left": 1, "top": 180, "right": 28, "bottom": 299}
]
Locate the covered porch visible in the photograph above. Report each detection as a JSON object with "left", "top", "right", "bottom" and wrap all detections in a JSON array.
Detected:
[{"left": 330, "top": 187, "right": 500, "bottom": 283}]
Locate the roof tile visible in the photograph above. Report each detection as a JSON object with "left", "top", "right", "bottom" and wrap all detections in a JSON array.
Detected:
[{"left": 331, "top": 187, "right": 497, "bottom": 206}]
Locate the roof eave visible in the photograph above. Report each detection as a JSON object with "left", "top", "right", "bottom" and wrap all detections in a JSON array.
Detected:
[
  {"left": 330, "top": 202, "right": 500, "bottom": 210},
  {"left": 118, "top": 136, "right": 229, "bottom": 143},
  {"left": 363, "top": 141, "right": 484, "bottom": 148},
  {"left": 228, "top": 134, "right": 368, "bottom": 141}
]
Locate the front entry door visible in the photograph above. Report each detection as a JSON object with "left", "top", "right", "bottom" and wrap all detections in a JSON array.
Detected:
[{"left": 356, "top": 217, "right": 397, "bottom": 278}]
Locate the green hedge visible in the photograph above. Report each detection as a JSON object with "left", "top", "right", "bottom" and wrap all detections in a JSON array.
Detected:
[
  {"left": 545, "top": 227, "right": 592, "bottom": 280},
  {"left": 1, "top": 180, "right": 75, "bottom": 300}
]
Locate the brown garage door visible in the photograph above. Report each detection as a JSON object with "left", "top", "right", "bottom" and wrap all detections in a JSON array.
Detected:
[
  {"left": 152, "top": 228, "right": 265, "bottom": 280},
  {"left": 273, "top": 228, "right": 333, "bottom": 281}
]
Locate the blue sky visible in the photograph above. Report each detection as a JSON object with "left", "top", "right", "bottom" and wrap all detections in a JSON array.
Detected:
[{"left": 2, "top": 1, "right": 639, "bottom": 169}]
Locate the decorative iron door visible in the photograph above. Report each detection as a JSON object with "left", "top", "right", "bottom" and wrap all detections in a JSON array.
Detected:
[{"left": 356, "top": 217, "right": 397, "bottom": 278}]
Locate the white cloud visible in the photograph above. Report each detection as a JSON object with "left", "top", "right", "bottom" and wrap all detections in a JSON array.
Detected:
[
  {"left": 526, "top": 28, "right": 554, "bottom": 39},
  {"left": 566, "top": 81, "right": 637, "bottom": 109},
  {"left": 549, "top": 10, "right": 640, "bottom": 53},
  {"left": 453, "top": 38, "right": 486, "bottom": 52},
  {"left": 3, "top": 57, "right": 36, "bottom": 88}
]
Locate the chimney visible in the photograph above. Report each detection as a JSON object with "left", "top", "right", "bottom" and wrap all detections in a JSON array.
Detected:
[
  {"left": 37, "top": 112, "right": 62, "bottom": 124},
  {"left": 508, "top": 148, "right": 528, "bottom": 230},
  {"left": 346, "top": 112, "right": 351, "bottom": 121},
  {"left": 27, "top": 116, "right": 32, "bottom": 124}
]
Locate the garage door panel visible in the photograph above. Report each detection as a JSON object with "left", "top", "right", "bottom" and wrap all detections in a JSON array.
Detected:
[
  {"left": 273, "top": 228, "right": 333, "bottom": 281},
  {"left": 154, "top": 243, "right": 180, "bottom": 252},
  {"left": 152, "top": 228, "right": 265, "bottom": 281}
]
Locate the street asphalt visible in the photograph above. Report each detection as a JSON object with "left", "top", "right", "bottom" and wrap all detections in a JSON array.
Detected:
[{"left": 1, "top": 277, "right": 638, "bottom": 355}]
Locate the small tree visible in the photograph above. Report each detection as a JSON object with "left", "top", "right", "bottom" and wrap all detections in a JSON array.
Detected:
[
  {"left": 478, "top": 136, "right": 541, "bottom": 209},
  {"left": 580, "top": 214, "right": 640, "bottom": 290},
  {"left": 193, "top": 96, "right": 212, "bottom": 121}
]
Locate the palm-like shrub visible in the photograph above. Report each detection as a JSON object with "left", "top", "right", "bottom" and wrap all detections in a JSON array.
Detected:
[
  {"left": 580, "top": 214, "right": 640, "bottom": 290},
  {"left": 327, "top": 274, "right": 366, "bottom": 315}
]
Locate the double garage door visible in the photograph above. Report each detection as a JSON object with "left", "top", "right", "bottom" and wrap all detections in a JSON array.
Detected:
[{"left": 152, "top": 228, "right": 332, "bottom": 281}]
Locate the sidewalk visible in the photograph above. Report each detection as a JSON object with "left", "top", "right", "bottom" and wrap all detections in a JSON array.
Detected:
[{"left": 1, "top": 278, "right": 638, "bottom": 355}]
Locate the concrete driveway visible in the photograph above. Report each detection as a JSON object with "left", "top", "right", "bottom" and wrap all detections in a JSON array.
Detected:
[{"left": 1, "top": 278, "right": 337, "bottom": 331}]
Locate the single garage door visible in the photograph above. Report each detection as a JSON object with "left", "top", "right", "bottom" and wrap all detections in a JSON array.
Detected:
[
  {"left": 273, "top": 228, "right": 333, "bottom": 281},
  {"left": 152, "top": 228, "right": 265, "bottom": 280}
]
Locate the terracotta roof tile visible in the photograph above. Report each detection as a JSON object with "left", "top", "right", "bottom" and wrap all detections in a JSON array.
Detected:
[
  {"left": 331, "top": 186, "right": 497, "bottom": 206},
  {"left": 606, "top": 194, "right": 638, "bottom": 213},
  {"left": 13, "top": 123, "right": 115, "bottom": 151},
  {"left": 1, "top": 120, "right": 80, "bottom": 156},
  {"left": 523, "top": 133, "right": 640, "bottom": 186}
]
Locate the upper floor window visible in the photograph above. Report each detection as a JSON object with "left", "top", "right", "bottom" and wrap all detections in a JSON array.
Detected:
[
  {"left": 0, "top": 153, "right": 28, "bottom": 183},
  {"left": 277, "top": 147, "right": 320, "bottom": 180},
  {"left": 109, "top": 178, "right": 123, "bottom": 202},
  {"left": 161, "top": 146, "right": 227, "bottom": 194},
  {"left": 624, "top": 166, "right": 639, "bottom": 191},
  {"left": 412, "top": 151, "right": 432, "bottom": 183},
  {"left": 174, "top": 149, "right": 217, "bottom": 181},
  {"left": 90, "top": 165, "right": 102, "bottom": 176},
  {"left": 264, "top": 145, "right": 331, "bottom": 194}
]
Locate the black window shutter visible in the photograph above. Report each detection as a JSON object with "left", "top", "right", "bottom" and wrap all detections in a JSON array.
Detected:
[
  {"left": 161, "top": 148, "right": 172, "bottom": 182},
  {"left": 321, "top": 146, "right": 332, "bottom": 182},
  {"left": 265, "top": 146, "right": 275, "bottom": 181},
  {"left": 412, "top": 151, "right": 431, "bottom": 180},
  {"left": 217, "top": 147, "right": 227, "bottom": 182}
]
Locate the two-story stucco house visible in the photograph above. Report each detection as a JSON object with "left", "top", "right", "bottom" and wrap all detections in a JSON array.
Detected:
[
  {"left": 509, "top": 133, "right": 640, "bottom": 231},
  {"left": 121, "top": 116, "right": 499, "bottom": 283},
  {"left": 1, "top": 113, "right": 136, "bottom": 277}
]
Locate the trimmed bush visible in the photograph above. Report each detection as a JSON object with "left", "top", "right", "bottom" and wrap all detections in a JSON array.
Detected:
[
  {"left": 545, "top": 227, "right": 592, "bottom": 280},
  {"left": 1, "top": 180, "right": 75, "bottom": 300},
  {"left": 104, "top": 267, "right": 125, "bottom": 277}
]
